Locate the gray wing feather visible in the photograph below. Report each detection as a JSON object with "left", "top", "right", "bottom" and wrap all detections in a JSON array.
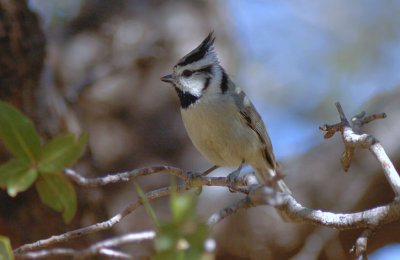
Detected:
[{"left": 232, "top": 86, "right": 276, "bottom": 170}]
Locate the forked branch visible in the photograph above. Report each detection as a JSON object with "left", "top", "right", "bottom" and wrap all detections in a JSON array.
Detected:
[{"left": 13, "top": 102, "right": 400, "bottom": 260}]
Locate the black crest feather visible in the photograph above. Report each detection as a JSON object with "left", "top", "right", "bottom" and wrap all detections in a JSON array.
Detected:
[{"left": 177, "top": 31, "right": 215, "bottom": 66}]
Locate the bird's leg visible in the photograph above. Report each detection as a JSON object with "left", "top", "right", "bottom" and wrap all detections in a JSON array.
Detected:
[
  {"left": 227, "top": 161, "right": 246, "bottom": 191},
  {"left": 187, "top": 165, "right": 219, "bottom": 186},
  {"left": 201, "top": 165, "right": 219, "bottom": 176}
]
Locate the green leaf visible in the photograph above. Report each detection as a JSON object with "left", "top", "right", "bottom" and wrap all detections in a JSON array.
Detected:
[
  {"left": 170, "top": 193, "right": 195, "bottom": 224},
  {"left": 38, "top": 133, "right": 88, "bottom": 174},
  {"left": 0, "top": 101, "right": 41, "bottom": 161},
  {"left": 0, "top": 158, "right": 37, "bottom": 197},
  {"left": 154, "top": 187, "right": 212, "bottom": 260},
  {"left": 35, "top": 173, "right": 77, "bottom": 223},
  {"left": 0, "top": 235, "right": 14, "bottom": 260},
  {"left": 134, "top": 181, "right": 159, "bottom": 227}
]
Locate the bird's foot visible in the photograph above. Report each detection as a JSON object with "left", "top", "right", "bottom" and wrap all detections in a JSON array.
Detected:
[
  {"left": 227, "top": 161, "right": 245, "bottom": 192},
  {"left": 186, "top": 171, "right": 203, "bottom": 194},
  {"left": 186, "top": 171, "right": 202, "bottom": 185}
]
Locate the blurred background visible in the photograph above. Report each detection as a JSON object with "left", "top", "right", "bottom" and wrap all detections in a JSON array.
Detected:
[{"left": 1, "top": 0, "right": 400, "bottom": 259}]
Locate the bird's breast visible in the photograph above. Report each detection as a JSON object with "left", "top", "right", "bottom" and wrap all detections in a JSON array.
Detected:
[{"left": 180, "top": 99, "right": 260, "bottom": 167}]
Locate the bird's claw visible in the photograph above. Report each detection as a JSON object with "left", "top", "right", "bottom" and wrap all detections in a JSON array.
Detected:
[
  {"left": 227, "top": 162, "right": 245, "bottom": 192},
  {"left": 187, "top": 171, "right": 200, "bottom": 184},
  {"left": 227, "top": 171, "right": 240, "bottom": 192},
  {"left": 186, "top": 171, "right": 203, "bottom": 194}
]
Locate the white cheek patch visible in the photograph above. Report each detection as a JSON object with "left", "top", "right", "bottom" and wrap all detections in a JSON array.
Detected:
[{"left": 180, "top": 77, "right": 203, "bottom": 97}]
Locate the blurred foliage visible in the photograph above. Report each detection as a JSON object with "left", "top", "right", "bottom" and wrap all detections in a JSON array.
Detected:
[
  {"left": 148, "top": 179, "right": 213, "bottom": 260},
  {"left": 134, "top": 181, "right": 160, "bottom": 228},
  {"left": 0, "top": 101, "right": 87, "bottom": 223},
  {"left": 0, "top": 235, "right": 13, "bottom": 260}
]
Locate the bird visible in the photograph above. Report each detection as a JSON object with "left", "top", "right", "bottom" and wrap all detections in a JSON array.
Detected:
[{"left": 160, "top": 32, "right": 291, "bottom": 194}]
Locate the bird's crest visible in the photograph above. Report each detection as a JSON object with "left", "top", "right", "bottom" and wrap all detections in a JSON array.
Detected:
[{"left": 176, "top": 31, "right": 216, "bottom": 66}]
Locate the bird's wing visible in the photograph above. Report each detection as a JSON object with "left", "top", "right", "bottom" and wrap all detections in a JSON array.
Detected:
[{"left": 234, "top": 89, "right": 276, "bottom": 170}]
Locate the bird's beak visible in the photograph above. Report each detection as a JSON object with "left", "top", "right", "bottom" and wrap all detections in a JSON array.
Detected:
[{"left": 160, "top": 74, "right": 173, "bottom": 83}]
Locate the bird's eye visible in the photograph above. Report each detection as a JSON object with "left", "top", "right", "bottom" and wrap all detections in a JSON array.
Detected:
[{"left": 182, "top": 70, "right": 193, "bottom": 78}]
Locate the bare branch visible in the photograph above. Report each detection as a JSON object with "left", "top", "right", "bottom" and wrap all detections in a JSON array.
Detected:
[
  {"left": 319, "top": 122, "right": 342, "bottom": 139},
  {"left": 204, "top": 182, "right": 400, "bottom": 239},
  {"left": 96, "top": 248, "right": 132, "bottom": 260},
  {"left": 13, "top": 102, "right": 400, "bottom": 260},
  {"left": 64, "top": 166, "right": 189, "bottom": 186},
  {"left": 248, "top": 188, "right": 400, "bottom": 229},
  {"left": 13, "top": 185, "right": 187, "bottom": 254},
  {"left": 360, "top": 113, "right": 386, "bottom": 127},
  {"left": 207, "top": 198, "right": 252, "bottom": 227},
  {"left": 335, "top": 102, "right": 350, "bottom": 125},
  {"left": 74, "top": 231, "right": 155, "bottom": 259},
  {"left": 350, "top": 229, "right": 374, "bottom": 260},
  {"left": 15, "top": 248, "right": 76, "bottom": 259},
  {"left": 340, "top": 146, "right": 355, "bottom": 172},
  {"left": 319, "top": 102, "right": 400, "bottom": 196},
  {"left": 369, "top": 143, "right": 400, "bottom": 196},
  {"left": 15, "top": 231, "right": 155, "bottom": 259},
  {"left": 15, "top": 166, "right": 251, "bottom": 255},
  {"left": 64, "top": 167, "right": 247, "bottom": 188}
]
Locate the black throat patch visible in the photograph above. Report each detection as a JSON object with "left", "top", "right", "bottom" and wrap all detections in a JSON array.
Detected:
[
  {"left": 220, "top": 69, "right": 228, "bottom": 93},
  {"left": 174, "top": 87, "right": 200, "bottom": 108}
]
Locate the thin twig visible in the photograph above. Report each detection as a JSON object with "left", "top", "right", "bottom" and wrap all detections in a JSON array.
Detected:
[
  {"left": 64, "top": 167, "right": 247, "bottom": 188},
  {"left": 14, "top": 185, "right": 187, "bottom": 254},
  {"left": 361, "top": 113, "right": 386, "bottom": 127},
  {"left": 64, "top": 166, "right": 189, "bottom": 186},
  {"left": 15, "top": 248, "right": 76, "bottom": 259},
  {"left": 207, "top": 198, "right": 252, "bottom": 227},
  {"left": 96, "top": 248, "right": 132, "bottom": 259},
  {"left": 14, "top": 167, "right": 250, "bottom": 254},
  {"left": 369, "top": 143, "right": 400, "bottom": 196},
  {"left": 207, "top": 183, "right": 400, "bottom": 230},
  {"left": 350, "top": 229, "right": 374, "bottom": 260},
  {"left": 15, "top": 231, "right": 155, "bottom": 259},
  {"left": 249, "top": 189, "right": 400, "bottom": 229},
  {"left": 319, "top": 122, "right": 342, "bottom": 139},
  {"left": 74, "top": 231, "right": 156, "bottom": 259},
  {"left": 319, "top": 102, "right": 400, "bottom": 196}
]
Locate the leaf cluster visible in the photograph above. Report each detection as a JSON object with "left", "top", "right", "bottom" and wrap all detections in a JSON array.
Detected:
[
  {"left": 139, "top": 179, "right": 213, "bottom": 260},
  {"left": 0, "top": 101, "right": 87, "bottom": 223}
]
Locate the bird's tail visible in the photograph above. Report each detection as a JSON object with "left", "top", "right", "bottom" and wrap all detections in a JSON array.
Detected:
[
  {"left": 255, "top": 166, "right": 292, "bottom": 221},
  {"left": 255, "top": 165, "right": 292, "bottom": 195}
]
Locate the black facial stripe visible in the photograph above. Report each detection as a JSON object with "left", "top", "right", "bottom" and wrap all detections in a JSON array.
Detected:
[
  {"left": 196, "top": 65, "right": 213, "bottom": 75},
  {"left": 198, "top": 65, "right": 213, "bottom": 91},
  {"left": 176, "top": 32, "right": 215, "bottom": 66},
  {"left": 203, "top": 77, "right": 211, "bottom": 90},
  {"left": 174, "top": 87, "right": 200, "bottom": 108},
  {"left": 182, "top": 70, "right": 193, "bottom": 77},
  {"left": 182, "top": 66, "right": 212, "bottom": 79},
  {"left": 220, "top": 69, "right": 228, "bottom": 93}
]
